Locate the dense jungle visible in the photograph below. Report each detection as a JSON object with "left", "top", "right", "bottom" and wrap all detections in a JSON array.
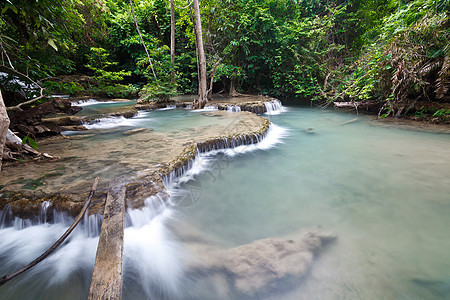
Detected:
[
  {"left": 0, "top": 1, "right": 450, "bottom": 299},
  {"left": 1, "top": 0, "right": 448, "bottom": 116}
]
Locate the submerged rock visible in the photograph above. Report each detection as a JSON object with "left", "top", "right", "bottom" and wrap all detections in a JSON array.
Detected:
[
  {"left": 185, "top": 228, "right": 336, "bottom": 297},
  {"left": 135, "top": 99, "right": 177, "bottom": 110},
  {"left": 60, "top": 125, "right": 88, "bottom": 131},
  {"left": 122, "top": 128, "right": 150, "bottom": 135}
]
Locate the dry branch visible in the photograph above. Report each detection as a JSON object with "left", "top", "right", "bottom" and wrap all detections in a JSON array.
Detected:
[
  {"left": 129, "top": 0, "right": 157, "bottom": 80},
  {"left": 1, "top": 67, "right": 46, "bottom": 112}
]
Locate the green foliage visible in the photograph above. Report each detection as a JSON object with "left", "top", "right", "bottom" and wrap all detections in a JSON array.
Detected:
[
  {"left": 139, "top": 80, "right": 177, "bottom": 102},
  {"left": 22, "top": 136, "right": 38, "bottom": 150},
  {"left": 339, "top": 0, "right": 449, "bottom": 116},
  {"left": 0, "top": 0, "right": 86, "bottom": 78},
  {"left": 87, "top": 84, "right": 140, "bottom": 98},
  {"left": 1, "top": 0, "right": 448, "bottom": 117},
  {"left": 82, "top": 47, "right": 139, "bottom": 98},
  {"left": 43, "top": 81, "right": 85, "bottom": 95},
  {"left": 433, "top": 108, "right": 450, "bottom": 118},
  {"left": 85, "top": 47, "right": 131, "bottom": 83}
]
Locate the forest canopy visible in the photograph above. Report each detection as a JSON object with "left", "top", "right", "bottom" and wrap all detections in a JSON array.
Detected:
[{"left": 0, "top": 0, "right": 449, "bottom": 116}]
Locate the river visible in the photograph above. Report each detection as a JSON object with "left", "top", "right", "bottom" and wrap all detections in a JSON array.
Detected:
[{"left": 1, "top": 103, "right": 449, "bottom": 299}]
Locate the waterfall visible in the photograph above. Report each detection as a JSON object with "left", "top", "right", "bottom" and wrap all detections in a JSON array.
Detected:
[
  {"left": 0, "top": 202, "right": 104, "bottom": 299},
  {"left": 79, "top": 111, "right": 148, "bottom": 130},
  {"left": 226, "top": 105, "right": 242, "bottom": 112},
  {"left": 0, "top": 108, "right": 288, "bottom": 299},
  {"left": 123, "top": 196, "right": 185, "bottom": 299},
  {"left": 71, "top": 99, "right": 103, "bottom": 106},
  {"left": 158, "top": 105, "right": 176, "bottom": 110},
  {"left": 264, "top": 99, "right": 286, "bottom": 115}
]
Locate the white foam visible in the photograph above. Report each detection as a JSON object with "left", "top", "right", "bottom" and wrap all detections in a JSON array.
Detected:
[
  {"left": 83, "top": 111, "right": 150, "bottom": 130},
  {"left": 72, "top": 99, "right": 113, "bottom": 106},
  {"left": 264, "top": 99, "right": 288, "bottom": 115},
  {"left": 0, "top": 209, "right": 102, "bottom": 290},
  {"left": 191, "top": 105, "right": 219, "bottom": 112},
  {"left": 83, "top": 116, "right": 134, "bottom": 129},
  {"left": 223, "top": 123, "right": 289, "bottom": 156},
  {"left": 165, "top": 123, "right": 289, "bottom": 192},
  {"left": 158, "top": 105, "right": 177, "bottom": 111},
  {"left": 124, "top": 204, "right": 185, "bottom": 298}
]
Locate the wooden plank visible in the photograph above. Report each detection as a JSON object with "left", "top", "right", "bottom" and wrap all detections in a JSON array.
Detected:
[{"left": 88, "top": 181, "right": 126, "bottom": 300}]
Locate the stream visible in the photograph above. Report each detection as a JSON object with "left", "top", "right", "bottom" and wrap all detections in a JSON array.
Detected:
[{"left": 1, "top": 101, "right": 450, "bottom": 299}]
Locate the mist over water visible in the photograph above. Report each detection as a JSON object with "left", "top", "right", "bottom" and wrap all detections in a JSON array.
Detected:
[{"left": 1, "top": 105, "right": 449, "bottom": 299}]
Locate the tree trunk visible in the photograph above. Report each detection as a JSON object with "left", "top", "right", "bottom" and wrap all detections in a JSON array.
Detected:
[
  {"left": 207, "top": 58, "right": 222, "bottom": 100},
  {"left": 193, "top": 0, "right": 208, "bottom": 109},
  {"left": 0, "top": 89, "right": 10, "bottom": 171},
  {"left": 229, "top": 75, "right": 239, "bottom": 97},
  {"left": 170, "top": 0, "right": 176, "bottom": 84}
]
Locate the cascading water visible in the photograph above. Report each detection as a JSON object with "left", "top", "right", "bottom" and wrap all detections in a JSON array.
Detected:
[
  {"left": 0, "top": 203, "right": 102, "bottom": 300},
  {"left": 3, "top": 102, "right": 448, "bottom": 299},
  {"left": 264, "top": 99, "right": 286, "bottom": 115},
  {"left": 226, "top": 105, "right": 242, "bottom": 112},
  {"left": 0, "top": 199, "right": 185, "bottom": 300},
  {"left": 71, "top": 99, "right": 112, "bottom": 106},
  {"left": 0, "top": 106, "right": 284, "bottom": 299}
]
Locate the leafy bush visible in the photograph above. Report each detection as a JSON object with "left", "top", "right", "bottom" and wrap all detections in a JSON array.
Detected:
[
  {"left": 86, "top": 84, "right": 140, "bottom": 98},
  {"left": 85, "top": 47, "right": 131, "bottom": 83},
  {"left": 139, "top": 80, "right": 177, "bottom": 102},
  {"left": 43, "top": 81, "right": 85, "bottom": 95},
  {"left": 338, "top": 0, "right": 449, "bottom": 117}
]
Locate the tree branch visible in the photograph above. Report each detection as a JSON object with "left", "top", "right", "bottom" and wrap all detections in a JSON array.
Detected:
[
  {"left": 129, "top": 0, "right": 157, "bottom": 80},
  {"left": 175, "top": 0, "right": 193, "bottom": 9},
  {"left": 1, "top": 66, "right": 46, "bottom": 112},
  {"left": 0, "top": 38, "right": 14, "bottom": 69}
]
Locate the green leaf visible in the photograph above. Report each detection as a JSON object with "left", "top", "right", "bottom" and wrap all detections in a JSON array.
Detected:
[
  {"left": 48, "top": 38, "right": 58, "bottom": 51},
  {"left": 22, "top": 136, "right": 39, "bottom": 150}
]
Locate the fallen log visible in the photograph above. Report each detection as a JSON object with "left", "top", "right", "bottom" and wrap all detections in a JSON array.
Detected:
[
  {"left": 333, "top": 101, "right": 380, "bottom": 113},
  {"left": 88, "top": 178, "right": 126, "bottom": 300}
]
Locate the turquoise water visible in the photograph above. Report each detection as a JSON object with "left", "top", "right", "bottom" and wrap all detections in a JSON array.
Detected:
[
  {"left": 174, "top": 106, "right": 450, "bottom": 299},
  {"left": 1, "top": 105, "right": 450, "bottom": 299}
]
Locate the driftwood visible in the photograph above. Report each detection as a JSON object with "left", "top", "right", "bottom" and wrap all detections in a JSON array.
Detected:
[
  {"left": 0, "top": 177, "right": 100, "bottom": 286},
  {"left": 334, "top": 101, "right": 380, "bottom": 113},
  {"left": 339, "top": 118, "right": 359, "bottom": 126},
  {"left": 3, "top": 129, "right": 40, "bottom": 161}
]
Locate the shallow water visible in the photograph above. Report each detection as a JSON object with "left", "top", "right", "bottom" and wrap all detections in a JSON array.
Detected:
[
  {"left": 1, "top": 101, "right": 262, "bottom": 194},
  {"left": 175, "top": 107, "right": 450, "bottom": 299},
  {"left": 1, "top": 105, "right": 450, "bottom": 299}
]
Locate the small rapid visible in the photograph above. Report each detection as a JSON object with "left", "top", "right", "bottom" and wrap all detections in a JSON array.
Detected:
[{"left": 264, "top": 99, "right": 287, "bottom": 115}]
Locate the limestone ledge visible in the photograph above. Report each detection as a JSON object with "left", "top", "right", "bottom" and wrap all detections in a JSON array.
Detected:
[
  {"left": 135, "top": 97, "right": 278, "bottom": 115},
  {"left": 0, "top": 113, "right": 271, "bottom": 220}
]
